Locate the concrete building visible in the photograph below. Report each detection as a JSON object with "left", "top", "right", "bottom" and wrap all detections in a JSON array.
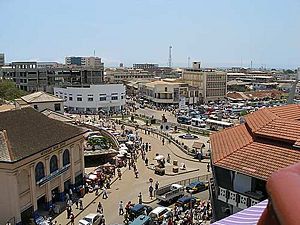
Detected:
[
  {"left": 139, "top": 79, "right": 200, "bottom": 106},
  {"left": 15, "top": 91, "right": 64, "bottom": 114},
  {"left": 0, "top": 53, "right": 4, "bottom": 67},
  {"left": 54, "top": 84, "right": 126, "bottom": 113},
  {"left": 182, "top": 68, "right": 227, "bottom": 102},
  {"left": 0, "top": 107, "right": 86, "bottom": 224},
  {"left": 105, "top": 68, "right": 155, "bottom": 83},
  {"left": 210, "top": 104, "right": 300, "bottom": 221},
  {"left": 65, "top": 56, "right": 103, "bottom": 68},
  {"left": 0, "top": 61, "right": 104, "bottom": 92},
  {"left": 133, "top": 63, "right": 159, "bottom": 69}
]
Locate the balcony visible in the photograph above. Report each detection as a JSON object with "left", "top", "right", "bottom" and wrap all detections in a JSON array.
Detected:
[{"left": 217, "top": 186, "right": 265, "bottom": 209}]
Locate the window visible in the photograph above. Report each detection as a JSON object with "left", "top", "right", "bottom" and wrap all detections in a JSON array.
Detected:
[
  {"left": 33, "top": 105, "right": 38, "bottom": 110},
  {"left": 35, "top": 162, "right": 45, "bottom": 182},
  {"left": 121, "top": 96, "right": 124, "bottom": 99},
  {"left": 165, "top": 87, "right": 168, "bottom": 92},
  {"left": 77, "top": 97, "right": 82, "bottom": 101},
  {"left": 50, "top": 155, "right": 58, "bottom": 173},
  {"left": 88, "top": 97, "right": 93, "bottom": 101},
  {"left": 54, "top": 103, "right": 61, "bottom": 111},
  {"left": 63, "top": 149, "right": 70, "bottom": 166},
  {"left": 69, "top": 96, "right": 73, "bottom": 101},
  {"left": 112, "top": 96, "right": 118, "bottom": 100},
  {"left": 100, "top": 97, "right": 106, "bottom": 101}
]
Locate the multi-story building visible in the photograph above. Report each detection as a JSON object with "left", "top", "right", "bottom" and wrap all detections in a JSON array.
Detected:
[
  {"left": 0, "top": 61, "right": 104, "bottom": 92},
  {"left": 182, "top": 67, "right": 227, "bottom": 102},
  {"left": 65, "top": 56, "right": 103, "bottom": 68},
  {"left": 54, "top": 84, "right": 126, "bottom": 113},
  {"left": 0, "top": 107, "right": 86, "bottom": 224},
  {"left": 15, "top": 91, "right": 64, "bottom": 114},
  {"left": 139, "top": 79, "right": 199, "bottom": 106},
  {"left": 210, "top": 104, "right": 300, "bottom": 221},
  {"left": 105, "top": 68, "right": 155, "bottom": 83},
  {"left": 133, "top": 63, "right": 159, "bottom": 69},
  {"left": 0, "top": 53, "right": 4, "bottom": 67}
]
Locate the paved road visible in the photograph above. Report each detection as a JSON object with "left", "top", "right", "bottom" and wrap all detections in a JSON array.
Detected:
[
  {"left": 136, "top": 108, "right": 177, "bottom": 123},
  {"left": 56, "top": 124, "right": 210, "bottom": 225}
]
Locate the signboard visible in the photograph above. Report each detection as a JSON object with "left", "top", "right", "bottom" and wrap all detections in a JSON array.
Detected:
[{"left": 179, "top": 96, "right": 186, "bottom": 110}]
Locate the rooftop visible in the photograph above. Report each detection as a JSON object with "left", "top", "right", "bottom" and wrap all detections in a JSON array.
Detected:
[
  {"left": 0, "top": 107, "right": 86, "bottom": 162},
  {"left": 21, "top": 91, "right": 64, "bottom": 103},
  {"left": 211, "top": 104, "right": 300, "bottom": 181}
]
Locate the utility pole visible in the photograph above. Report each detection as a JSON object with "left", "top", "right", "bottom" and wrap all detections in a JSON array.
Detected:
[
  {"left": 188, "top": 56, "right": 190, "bottom": 68},
  {"left": 168, "top": 46, "right": 172, "bottom": 68}
]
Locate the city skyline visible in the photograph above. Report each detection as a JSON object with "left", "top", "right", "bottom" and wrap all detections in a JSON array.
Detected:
[{"left": 1, "top": 0, "right": 300, "bottom": 69}]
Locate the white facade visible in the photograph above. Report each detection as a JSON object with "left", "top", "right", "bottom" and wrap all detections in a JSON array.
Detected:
[{"left": 54, "top": 84, "right": 126, "bottom": 113}]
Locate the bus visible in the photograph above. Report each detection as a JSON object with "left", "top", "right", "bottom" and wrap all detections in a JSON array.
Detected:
[
  {"left": 191, "top": 118, "right": 206, "bottom": 128},
  {"left": 206, "top": 119, "right": 233, "bottom": 131}
]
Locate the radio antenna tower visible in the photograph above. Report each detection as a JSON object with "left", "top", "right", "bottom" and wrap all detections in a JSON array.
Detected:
[{"left": 168, "top": 46, "right": 172, "bottom": 68}]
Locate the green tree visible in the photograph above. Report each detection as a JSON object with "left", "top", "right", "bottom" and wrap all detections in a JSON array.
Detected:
[{"left": 0, "top": 80, "right": 27, "bottom": 101}]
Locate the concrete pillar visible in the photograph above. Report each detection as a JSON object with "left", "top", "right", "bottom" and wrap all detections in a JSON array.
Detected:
[
  {"left": 45, "top": 156, "right": 52, "bottom": 208},
  {"left": 70, "top": 144, "right": 75, "bottom": 184},
  {"left": 58, "top": 150, "right": 65, "bottom": 201},
  {"left": 10, "top": 171, "right": 22, "bottom": 224},
  {"left": 29, "top": 164, "right": 38, "bottom": 212}
]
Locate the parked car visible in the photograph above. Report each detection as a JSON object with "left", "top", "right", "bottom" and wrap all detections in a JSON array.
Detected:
[
  {"left": 130, "top": 215, "right": 154, "bottom": 225},
  {"left": 186, "top": 181, "right": 208, "bottom": 193},
  {"left": 155, "top": 184, "right": 184, "bottom": 202},
  {"left": 128, "top": 204, "right": 153, "bottom": 221},
  {"left": 79, "top": 213, "right": 102, "bottom": 225},
  {"left": 149, "top": 207, "right": 172, "bottom": 222},
  {"left": 176, "top": 196, "right": 199, "bottom": 210}
]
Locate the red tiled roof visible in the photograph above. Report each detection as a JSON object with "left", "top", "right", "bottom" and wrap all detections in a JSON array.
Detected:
[
  {"left": 211, "top": 104, "right": 300, "bottom": 181},
  {"left": 214, "top": 142, "right": 300, "bottom": 181},
  {"left": 210, "top": 124, "right": 253, "bottom": 163}
]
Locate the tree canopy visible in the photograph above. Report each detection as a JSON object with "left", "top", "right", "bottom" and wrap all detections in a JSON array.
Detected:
[{"left": 0, "top": 80, "right": 27, "bottom": 101}]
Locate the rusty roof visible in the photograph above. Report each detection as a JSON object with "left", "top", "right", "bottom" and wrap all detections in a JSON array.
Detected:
[{"left": 211, "top": 104, "right": 300, "bottom": 181}]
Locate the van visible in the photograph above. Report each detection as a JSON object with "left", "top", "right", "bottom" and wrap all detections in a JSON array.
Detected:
[{"left": 149, "top": 207, "right": 172, "bottom": 221}]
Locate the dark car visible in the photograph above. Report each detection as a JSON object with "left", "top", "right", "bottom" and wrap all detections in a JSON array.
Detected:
[
  {"left": 177, "top": 116, "right": 191, "bottom": 125},
  {"left": 129, "top": 204, "right": 153, "bottom": 221},
  {"left": 175, "top": 196, "right": 199, "bottom": 210},
  {"left": 186, "top": 181, "right": 208, "bottom": 193}
]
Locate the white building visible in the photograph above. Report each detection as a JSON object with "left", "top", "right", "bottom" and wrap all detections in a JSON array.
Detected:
[
  {"left": 0, "top": 107, "right": 86, "bottom": 224},
  {"left": 54, "top": 84, "right": 126, "bottom": 113},
  {"left": 15, "top": 91, "right": 64, "bottom": 114}
]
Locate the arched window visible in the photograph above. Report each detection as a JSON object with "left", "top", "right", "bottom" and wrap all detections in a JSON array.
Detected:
[
  {"left": 35, "top": 162, "right": 45, "bottom": 182},
  {"left": 63, "top": 149, "right": 70, "bottom": 166},
  {"left": 50, "top": 155, "right": 58, "bottom": 173}
]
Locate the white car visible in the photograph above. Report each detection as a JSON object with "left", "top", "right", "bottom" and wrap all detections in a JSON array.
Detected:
[
  {"left": 149, "top": 206, "right": 172, "bottom": 221},
  {"left": 79, "top": 213, "right": 102, "bottom": 225}
]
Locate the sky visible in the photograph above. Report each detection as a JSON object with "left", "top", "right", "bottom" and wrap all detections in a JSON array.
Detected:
[{"left": 0, "top": 0, "right": 300, "bottom": 69}]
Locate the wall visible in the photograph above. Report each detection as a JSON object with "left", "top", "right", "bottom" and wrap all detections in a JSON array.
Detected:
[
  {"left": 54, "top": 84, "right": 126, "bottom": 112},
  {"left": 29, "top": 101, "right": 64, "bottom": 114}
]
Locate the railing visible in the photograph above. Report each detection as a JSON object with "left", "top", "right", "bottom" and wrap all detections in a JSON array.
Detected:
[{"left": 217, "top": 186, "right": 265, "bottom": 209}]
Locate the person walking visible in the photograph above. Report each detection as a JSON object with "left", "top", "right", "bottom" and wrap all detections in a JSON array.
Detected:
[
  {"left": 145, "top": 158, "right": 149, "bottom": 166},
  {"left": 119, "top": 201, "right": 124, "bottom": 215},
  {"left": 79, "top": 199, "right": 83, "bottom": 210},
  {"left": 149, "top": 185, "right": 154, "bottom": 199},
  {"left": 155, "top": 181, "right": 159, "bottom": 191},
  {"left": 167, "top": 154, "right": 171, "bottom": 163},
  {"left": 70, "top": 213, "right": 75, "bottom": 225},
  {"left": 162, "top": 138, "right": 165, "bottom": 145},
  {"left": 97, "top": 202, "right": 103, "bottom": 214},
  {"left": 138, "top": 192, "right": 143, "bottom": 204},
  {"left": 207, "top": 163, "right": 210, "bottom": 172},
  {"left": 102, "top": 187, "right": 108, "bottom": 199},
  {"left": 149, "top": 143, "right": 151, "bottom": 151}
]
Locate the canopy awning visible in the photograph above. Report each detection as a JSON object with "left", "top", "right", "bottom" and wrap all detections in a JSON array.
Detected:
[{"left": 192, "top": 141, "right": 204, "bottom": 149}]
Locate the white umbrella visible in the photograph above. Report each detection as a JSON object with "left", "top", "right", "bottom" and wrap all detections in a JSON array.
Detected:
[
  {"left": 154, "top": 155, "right": 165, "bottom": 161},
  {"left": 117, "top": 154, "right": 124, "bottom": 158},
  {"left": 88, "top": 174, "right": 97, "bottom": 180},
  {"left": 126, "top": 141, "right": 134, "bottom": 145}
]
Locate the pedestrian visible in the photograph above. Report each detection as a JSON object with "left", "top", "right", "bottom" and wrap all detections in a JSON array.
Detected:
[
  {"left": 66, "top": 206, "right": 71, "bottom": 219},
  {"left": 138, "top": 192, "right": 143, "bottom": 204},
  {"left": 149, "top": 186, "right": 154, "bottom": 199},
  {"left": 167, "top": 154, "right": 171, "bottom": 163},
  {"left": 70, "top": 213, "right": 75, "bottom": 225},
  {"left": 67, "top": 199, "right": 72, "bottom": 207},
  {"left": 155, "top": 181, "right": 159, "bottom": 191},
  {"left": 79, "top": 199, "right": 83, "bottom": 210},
  {"left": 119, "top": 201, "right": 124, "bottom": 215},
  {"left": 118, "top": 169, "right": 122, "bottom": 180},
  {"left": 65, "top": 193, "right": 70, "bottom": 201},
  {"left": 97, "top": 202, "right": 103, "bottom": 214},
  {"left": 207, "top": 163, "right": 210, "bottom": 172},
  {"left": 102, "top": 187, "right": 108, "bottom": 199},
  {"left": 69, "top": 188, "right": 73, "bottom": 200},
  {"left": 125, "top": 201, "right": 132, "bottom": 214},
  {"left": 162, "top": 138, "right": 165, "bottom": 145},
  {"left": 135, "top": 170, "right": 139, "bottom": 178},
  {"left": 149, "top": 143, "right": 151, "bottom": 151},
  {"left": 145, "top": 158, "right": 149, "bottom": 166},
  {"left": 75, "top": 198, "right": 79, "bottom": 209}
]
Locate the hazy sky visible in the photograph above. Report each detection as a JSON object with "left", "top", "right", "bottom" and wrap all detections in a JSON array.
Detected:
[{"left": 1, "top": 0, "right": 299, "bottom": 68}]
